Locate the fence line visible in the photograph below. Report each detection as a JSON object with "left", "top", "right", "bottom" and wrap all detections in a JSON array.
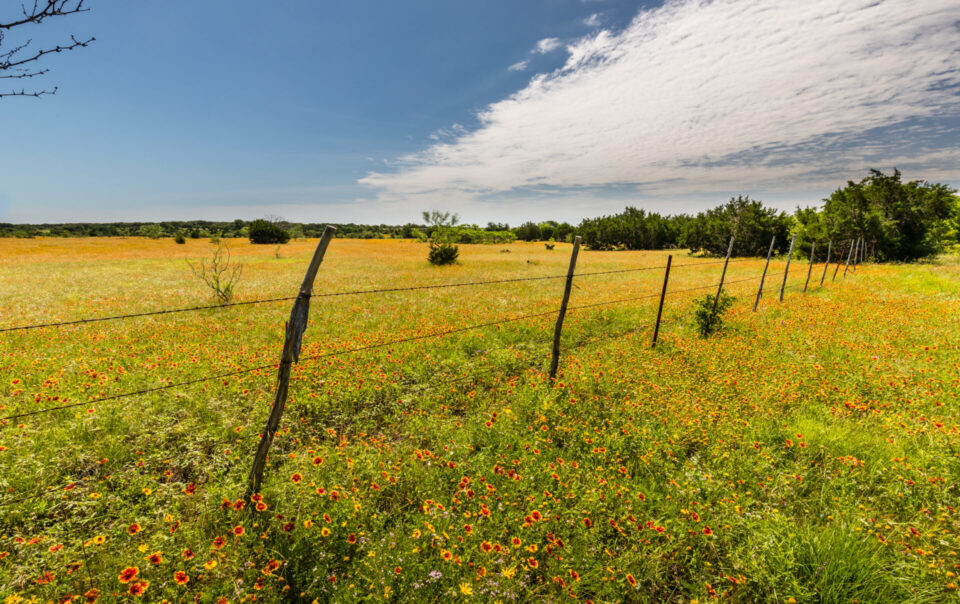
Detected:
[
  {"left": 0, "top": 257, "right": 759, "bottom": 336},
  {"left": 0, "top": 254, "right": 838, "bottom": 425},
  {"left": 2, "top": 234, "right": 859, "bottom": 509}
]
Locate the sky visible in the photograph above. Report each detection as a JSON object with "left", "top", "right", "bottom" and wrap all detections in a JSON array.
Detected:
[{"left": 1, "top": 0, "right": 959, "bottom": 226}]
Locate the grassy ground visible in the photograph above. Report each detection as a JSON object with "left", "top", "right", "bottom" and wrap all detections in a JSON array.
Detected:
[{"left": 1, "top": 237, "right": 958, "bottom": 603}]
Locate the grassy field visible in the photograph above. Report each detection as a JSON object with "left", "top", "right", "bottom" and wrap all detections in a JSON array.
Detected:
[{"left": 1, "top": 237, "right": 959, "bottom": 603}]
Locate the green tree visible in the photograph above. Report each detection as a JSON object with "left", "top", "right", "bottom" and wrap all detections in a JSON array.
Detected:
[
  {"left": 681, "top": 196, "right": 791, "bottom": 257},
  {"left": 820, "top": 169, "right": 959, "bottom": 260},
  {"left": 422, "top": 211, "right": 460, "bottom": 265},
  {"left": 248, "top": 219, "right": 290, "bottom": 244}
]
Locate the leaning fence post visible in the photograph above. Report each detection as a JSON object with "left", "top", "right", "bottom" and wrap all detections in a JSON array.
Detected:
[
  {"left": 843, "top": 238, "right": 855, "bottom": 278},
  {"left": 819, "top": 240, "right": 831, "bottom": 287},
  {"left": 832, "top": 240, "right": 847, "bottom": 282},
  {"left": 753, "top": 236, "right": 776, "bottom": 311},
  {"left": 651, "top": 254, "right": 672, "bottom": 347},
  {"left": 711, "top": 236, "right": 735, "bottom": 315},
  {"left": 246, "top": 225, "right": 336, "bottom": 498},
  {"left": 779, "top": 234, "right": 796, "bottom": 302},
  {"left": 803, "top": 241, "right": 816, "bottom": 293},
  {"left": 548, "top": 236, "right": 581, "bottom": 380}
]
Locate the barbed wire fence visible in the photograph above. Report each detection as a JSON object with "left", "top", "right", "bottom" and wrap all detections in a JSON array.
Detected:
[{"left": 0, "top": 230, "right": 864, "bottom": 517}]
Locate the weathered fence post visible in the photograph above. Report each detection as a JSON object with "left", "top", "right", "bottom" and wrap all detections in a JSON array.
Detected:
[
  {"left": 803, "top": 241, "right": 816, "bottom": 293},
  {"left": 819, "top": 240, "right": 831, "bottom": 287},
  {"left": 753, "top": 236, "right": 776, "bottom": 312},
  {"left": 246, "top": 225, "right": 336, "bottom": 498},
  {"left": 853, "top": 237, "right": 861, "bottom": 270},
  {"left": 651, "top": 254, "right": 672, "bottom": 347},
  {"left": 779, "top": 234, "right": 796, "bottom": 302},
  {"left": 711, "top": 236, "right": 735, "bottom": 315},
  {"left": 833, "top": 240, "right": 848, "bottom": 282},
  {"left": 843, "top": 238, "right": 855, "bottom": 278},
  {"left": 549, "top": 236, "right": 581, "bottom": 379}
]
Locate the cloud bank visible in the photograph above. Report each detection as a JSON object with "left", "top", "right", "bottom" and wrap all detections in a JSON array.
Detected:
[{"left": 360, "top": 0, "right": 960, "bottom": 214}]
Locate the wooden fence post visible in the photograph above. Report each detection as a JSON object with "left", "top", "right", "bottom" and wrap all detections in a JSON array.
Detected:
[
  {"left": 753, "top": 236, "right": 776, "bottom": 312},
  {"left": 246, "top": 225, "right": 336, "bottom": 498},
  {"left": 819, "top": 240, "right": 831, "bottom": 287},
  {"left": 651, "top": 254, "right": 672, "bottom": 347},
  {"left": 833, "top": 240, "right": 847, "bottom": 282},
  {"left": 711, "top": 236, "right": 734, "bottom": 315},
  {"left": 843, "top": 238, "right": 855, "bottom": 278},
  {"left": 779, "top": 234, "right": 796, "bottom": 302},
  {"left": 548, "top": 236, "right": 581, "bottom": 380},
  {"left": 803, "top": 241, "right": 816, "bottom": 293}
]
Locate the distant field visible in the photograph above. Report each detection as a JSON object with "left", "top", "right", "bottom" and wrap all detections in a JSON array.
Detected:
[{"left": 1, "top": 237, "right": 959, "bottom": 603}]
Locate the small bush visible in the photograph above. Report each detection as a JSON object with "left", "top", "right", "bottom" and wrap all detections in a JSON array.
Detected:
[
  {"left": 188, "top": 240, "right": 242, "bottom": 304},
  {"left": 248, "top": 219, "right": 291, "bottom": 244},
  {"left": 692, "top": 291, "right": 735, "bottom": 338},
  {"left": 174, "top": 234, "right": 186, "bottom": 244},
  {"left": 544, "top": 242, "right": 555, "bottom": 250},
  {"left": 427, "top": 241, "right": 459, "bottom": 265}
]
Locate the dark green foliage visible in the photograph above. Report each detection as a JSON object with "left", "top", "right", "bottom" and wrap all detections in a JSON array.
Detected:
[
  {"left": 174, "top": 234, "right": 186, "bottom": 244},
  {"left": 681, "top": 196, "right": 792, "bottom": 257},
  {"left": 248, "top": 219, "right": 290, "bottom": 244},
  {"left": 513, "top": 220, "right": 575, "bottom": 242},
  {"left": 422, "top": 210, "right": 460, "bottom": 265},
  {"left": 427, "top": 241, "right": 459, "bottom": 265},
  {"left": 692, "top": 291, "right": 735, "bottom": 338},
  {"left": 813, "top": 169, "right": 958, "bottom": 261},
  {"left": 577, "top": 207, "right": 683, "bottom": 250}
]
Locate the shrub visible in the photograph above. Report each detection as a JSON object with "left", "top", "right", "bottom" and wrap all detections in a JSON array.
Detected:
[
  {"left": 188, "top": 240, "right": 242, "bottom": 304},
  {"left": 692, "top": 291, "right": 735, "bottom": 338},
  {"left": 422, "top": 210, "right": 460, "bottom": 265},
  {"left": 174, "top": 234, "right": 186, "bottom": 244},
  {"left": 137, "top": 224, "right": 164, "bottom": 239},
  {"left": 427, "top": 241, "right": 459, "bottom": 265},
  {"left": 248, "top": 219, "right": 290, "bottom": 244}
]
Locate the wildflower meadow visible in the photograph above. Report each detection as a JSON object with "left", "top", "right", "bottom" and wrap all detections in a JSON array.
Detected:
[{"left": 1, "top": 237, "right": 959, "bottom": 603}]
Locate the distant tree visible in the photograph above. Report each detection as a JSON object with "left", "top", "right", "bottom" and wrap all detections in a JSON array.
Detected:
[
  {"left": 514, "top": 221, "right": 541, "bottom": 241},
  {"left": 422, "top": 210, "right": 459, "bottom": 265},
  {"left": 486, "top": 222, "right": 510, "bottom": 232},
  {"left": 819, "top": 169, "right": 959, "bottom": 260},
  {"left": 1, "top": 1, "right": 95, "bottom": 99},
  {"left": 248, "top": 219, "right": 290, "bottom": 244},
  {"left": 681, "top": 196, "right": 791, "bottom": 257},
  {"left": 578, "top": 207, "right": 681, "bottom": 250},
  {"left": 137, "top": 224, "right": 164, "bottom": 239}
]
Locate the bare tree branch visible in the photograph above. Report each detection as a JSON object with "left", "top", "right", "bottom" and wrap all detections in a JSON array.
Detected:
[{"left": 0, "top": 1, "right": 93, "bottom": 99}]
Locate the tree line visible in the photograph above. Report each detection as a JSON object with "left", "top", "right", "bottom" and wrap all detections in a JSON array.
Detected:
[
  {"left": 580, "top": 169, "right": 958, "bottom": 260},
  {"left": 3, "top": 170, "right": 956, "bottom": 261}
]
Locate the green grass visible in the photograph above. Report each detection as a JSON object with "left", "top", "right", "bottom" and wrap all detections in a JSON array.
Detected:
[{"left": 0, "top": 239, "right": 958, "bottom": 602}]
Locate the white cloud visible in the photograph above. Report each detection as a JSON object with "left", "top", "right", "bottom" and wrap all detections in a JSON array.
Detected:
[
  {"left": 533, "top": 37, "right": 562, "bottom": 54},
  {"left": 583, "top": 13, "right": 602, "bottom": 27},
  {"left": 360, "top": 0, "right": 960, "bottom": 214},
  {"left": 508, "top": 60, "right": 529, "bottom": 72}
]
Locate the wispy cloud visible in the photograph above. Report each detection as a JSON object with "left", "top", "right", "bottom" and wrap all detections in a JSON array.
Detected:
[
  {"left": 533, "top": 37, "right": 562, "bottom": 54},
  {"left": 361, "top": 0, "right": 960, "bottom": 214},
  {"left": 508, "top": 60, "right": 529, "bottom": 72},
  {"left": 583, "top": 13, "right": 602, "bottom": 27},
  {"left": 428, "top": 123, "right": 467, "bottom": 141}
]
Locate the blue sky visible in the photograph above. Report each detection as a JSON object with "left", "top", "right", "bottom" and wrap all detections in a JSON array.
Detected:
[{"left": 2, "top": 0, "right": 958, "bottom": 225}]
